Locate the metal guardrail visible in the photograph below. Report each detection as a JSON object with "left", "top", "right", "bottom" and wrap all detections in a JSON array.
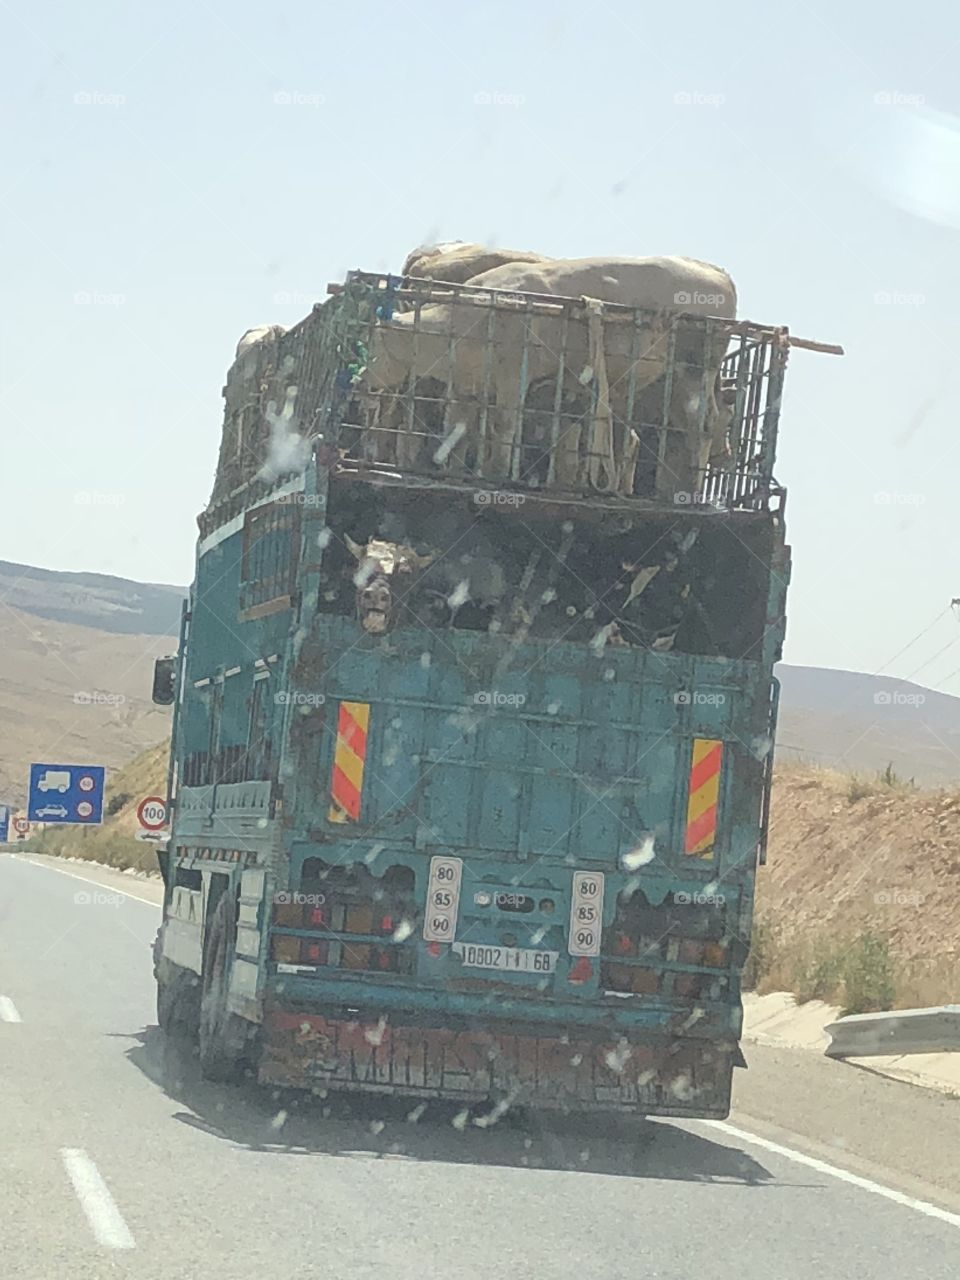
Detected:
[{"left": 825, "top": 1005, "right": 960, "bottom": 1058}]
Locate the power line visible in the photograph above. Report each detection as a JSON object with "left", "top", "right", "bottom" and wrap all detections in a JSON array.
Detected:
[
  {"left": 903, "top": 632, "right": 960, "bottom": 684},
  {"left": 872, "top": 604, "right": 952, "bottom": 677}
]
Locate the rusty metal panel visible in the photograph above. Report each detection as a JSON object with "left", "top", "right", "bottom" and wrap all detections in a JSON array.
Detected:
[{"left": 258, "top": 1011, "right": 734, "bottom": 1116}]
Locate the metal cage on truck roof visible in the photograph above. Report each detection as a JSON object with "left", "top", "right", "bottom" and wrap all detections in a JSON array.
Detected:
[
  {"left": 326, "top": 272, "right": 788, "bottom": 511},
  {"left": 205, "top": 271, "right": 839, "bottom": 529}
]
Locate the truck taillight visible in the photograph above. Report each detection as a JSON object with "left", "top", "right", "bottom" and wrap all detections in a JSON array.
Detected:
[
  {"left": 270, "top": 935, "right": 330, "bottom": 965},
  {"left": 272, "top": 902, "right": 328, "bottom": 929},
  {"left": 601, "top": 891, "right": 730, "bottom": 998},
  {"left": 270, "top": 862, "right": 417, "bottom": 975}
]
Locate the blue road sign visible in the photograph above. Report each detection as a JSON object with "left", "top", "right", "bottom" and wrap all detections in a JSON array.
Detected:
[
  {"left": 0, "top": 804, "right": 9, "bottom": 841},
  {"left": 27, "top": 764, "right": 105, "bottom": 825}
]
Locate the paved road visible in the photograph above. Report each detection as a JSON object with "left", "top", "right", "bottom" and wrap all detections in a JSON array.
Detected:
[{"left": 2, "top": 853, "right": 959, "bottom": 1279}]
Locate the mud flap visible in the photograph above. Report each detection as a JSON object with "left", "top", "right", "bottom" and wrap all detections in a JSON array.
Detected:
[{"left": 733, "top": 1043, "right": 747, "bottom": 1068}]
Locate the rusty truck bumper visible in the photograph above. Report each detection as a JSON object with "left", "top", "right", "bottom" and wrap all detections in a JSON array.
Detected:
[{"left": 258, "top": 1008, "right": 735, "bottom": 1117}]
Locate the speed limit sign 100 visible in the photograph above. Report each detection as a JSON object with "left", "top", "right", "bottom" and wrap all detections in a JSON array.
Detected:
[{"left": 136, "top": 796, "right": 167, "bottom": 831}]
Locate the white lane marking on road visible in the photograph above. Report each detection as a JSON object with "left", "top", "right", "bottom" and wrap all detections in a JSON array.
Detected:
[
  {"left": 60, "top": 1149, "right": 136, "bottom": 1250},
  {"left": 9, "top": 854, "right": 160, "bottom": 908},
  {"left": 706, "top": 1119, "right": 960, "bottom": 1231},
  {"left": 0, "top": 996, "right": 22, "bottom": 1022}
]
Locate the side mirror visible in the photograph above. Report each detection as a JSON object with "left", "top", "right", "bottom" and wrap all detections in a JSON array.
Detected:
[{"left": 152, "top": 655, "right": 178, "bottom": 706}]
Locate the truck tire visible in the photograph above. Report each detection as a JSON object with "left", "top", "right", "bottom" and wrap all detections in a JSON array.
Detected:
[
  {"left": 198, "top": 894, "right": 250, "bottom": 1083},
  {"left": 157, "top": 965, "right": 200, "bottom": 1037},
  {"left": 153, "top": 926, "right": 199, "bottom": 1037}
]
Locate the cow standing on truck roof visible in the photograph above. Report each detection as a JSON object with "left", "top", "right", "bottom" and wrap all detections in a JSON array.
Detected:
[{"left": 362, "top": 253, "right": 737, "bottom": 499}]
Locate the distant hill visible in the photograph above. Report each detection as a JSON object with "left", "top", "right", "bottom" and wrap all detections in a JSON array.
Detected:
[
  {"left": 0, "top": 607, "right": 173, "bottom": 807},
  {"left": 3, "top": 557, "right": 960, "bottom": 806},
  {"left": 774, "top": 664, "right": 960, "bottom": 787},
  {"left": 0, "top": 560, "right": 185, "bottom": 636}
]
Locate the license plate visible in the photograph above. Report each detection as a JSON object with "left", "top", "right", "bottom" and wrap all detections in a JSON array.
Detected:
[{"left": 452, "top": 943, "right": 558, "bottom": 974}]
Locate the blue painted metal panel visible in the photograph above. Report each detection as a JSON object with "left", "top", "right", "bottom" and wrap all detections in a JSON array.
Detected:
[{"left": 285, "top": 616, "right": 770, "bottom": 877}]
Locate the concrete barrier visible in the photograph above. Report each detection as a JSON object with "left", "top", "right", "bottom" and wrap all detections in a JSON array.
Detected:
[{"left": 825, "top": 1005, "right": 960, "bottom": 1058}]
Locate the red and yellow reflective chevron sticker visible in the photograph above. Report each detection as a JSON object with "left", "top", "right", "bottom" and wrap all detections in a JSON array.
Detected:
[
  {"left": 328, "top": 701, "right": 370, "bottom": 824},
  {"left": 684, "top": 738, "right": 723, "bottom": 858}
]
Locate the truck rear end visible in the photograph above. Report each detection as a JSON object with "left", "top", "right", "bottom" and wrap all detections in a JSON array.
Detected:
[
  {"left": 156, "top": 270, "right": 817, "bottom": 1119},
  {"left": 259, "top": 614, "right": 780, "bottom": 1116}
]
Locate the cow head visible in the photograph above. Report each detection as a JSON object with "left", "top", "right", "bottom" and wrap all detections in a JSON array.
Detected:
[{"left": 345, "top": 536, "right": 437, "bottom": 633}]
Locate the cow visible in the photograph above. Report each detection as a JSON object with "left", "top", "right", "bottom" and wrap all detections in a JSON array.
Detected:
[
  {"left": 344, "top": 537, "right": 437, "bottom": 634},
  {"left": 402, "top": 241, "right": 552, "bottom": 284},
  {"left": 361, "top": 256, "right": 736, "bottom": 498},
  {"left": 343, "top": 530, "right": 509, "bottom": 633}
]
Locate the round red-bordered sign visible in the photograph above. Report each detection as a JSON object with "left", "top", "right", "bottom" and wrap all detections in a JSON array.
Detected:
[
  {"left": 13, "top": 816, "right": 30, "bottom": 835},
  {"left": 137, "top": 796, "right": 167, "bottom": 831}
]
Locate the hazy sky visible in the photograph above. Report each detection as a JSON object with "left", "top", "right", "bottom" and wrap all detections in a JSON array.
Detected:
[{"left": 3, "top": 1, "right": 960, "bottom": 687}]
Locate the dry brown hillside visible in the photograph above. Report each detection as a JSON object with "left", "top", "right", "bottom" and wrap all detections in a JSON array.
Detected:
[
  {"left": 758, "top": 764, "right": 960, "bottom": 1005},
  {"left": 0, "top": 607, "right": 173, "bottom": 806}
]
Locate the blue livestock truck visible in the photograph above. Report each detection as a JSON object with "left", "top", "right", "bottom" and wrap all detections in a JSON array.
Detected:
[{"left": 152, "top": 266, "right": 837, "bottom": 1117}]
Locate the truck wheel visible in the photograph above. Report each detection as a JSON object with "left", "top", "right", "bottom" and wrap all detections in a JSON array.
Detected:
[
  {"left": 157, "top": 965, "right": 200, "bottom": 1037},
  {"left": 198, "top": 894, "right": 250, "bottom": 1083}
]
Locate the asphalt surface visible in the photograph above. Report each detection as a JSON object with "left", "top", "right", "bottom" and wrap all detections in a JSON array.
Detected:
[{"left": 2, "top": 852, "right": 959, "bottom": 1279}]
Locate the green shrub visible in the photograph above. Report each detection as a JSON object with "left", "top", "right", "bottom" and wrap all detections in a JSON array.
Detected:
[
  {"left": 105, "top": 791, "right": 131, "bottom": 818},
  {"left": 840, "top": 931, "right": 896, "bottom": 1014},
  {"left": 742, "top": 917, "right": 777, "bottom": 990},
  {"left": 846, "top": 774, "right": 873, "bottom": 803},
  {"left": 795, "top": 939, "right": 845, "bottom": 1003}
]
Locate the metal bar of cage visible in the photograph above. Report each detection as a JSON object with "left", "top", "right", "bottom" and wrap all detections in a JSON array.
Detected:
[
  {"left": 478, "top": 303, "right": 496, "bottom": 477},
  {"left": 756, "top": 333, "right": 788, "bottom": 504},
  {"left": 512, "top": 306, "right": 533, "bottom": 482},
  {"left": 657, "top": 319, "right": 679, "bottom": 497},
  {"left": 546, "top": 307, "right": 569, "bottom": 489}
]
